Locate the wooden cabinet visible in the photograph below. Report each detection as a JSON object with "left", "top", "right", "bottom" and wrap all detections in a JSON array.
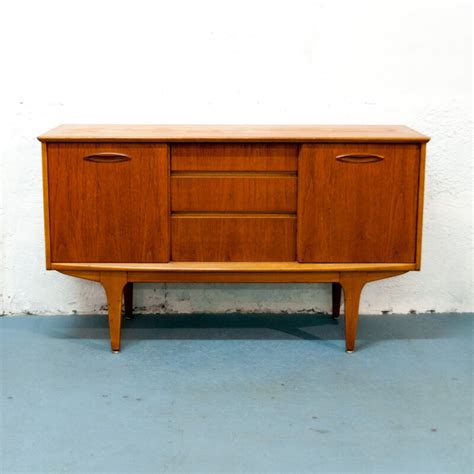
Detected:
[{"left": 39, "top": 125, "right": 429, "bottom": 353}]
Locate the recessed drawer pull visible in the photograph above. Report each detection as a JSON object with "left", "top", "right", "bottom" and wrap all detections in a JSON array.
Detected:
[
  {"left": 336, "top": 153, "right": 384, "bottom": 163},
  {"left": 83, "top": 152, "right": 131, "bottom": 163}
]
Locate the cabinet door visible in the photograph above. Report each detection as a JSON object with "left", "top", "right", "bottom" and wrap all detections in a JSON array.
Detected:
[
  {"left": 48, "top": 143, "right": 169, "bottom": 263},
  {"left": 298, "top": 144, "right": 420, "bottom": 263}
]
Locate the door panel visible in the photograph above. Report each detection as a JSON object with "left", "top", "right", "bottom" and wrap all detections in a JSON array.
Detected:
[
  {"left": 297, "top": 144, "right": 420, "bottom": 263},
  {"left": 48, "top": 143, "right": 169, "bottom": 262}
]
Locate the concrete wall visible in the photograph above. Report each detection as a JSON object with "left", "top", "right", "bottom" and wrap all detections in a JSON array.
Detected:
[{"left": 0, "top": 0, "right": 472, "bottom": 315}]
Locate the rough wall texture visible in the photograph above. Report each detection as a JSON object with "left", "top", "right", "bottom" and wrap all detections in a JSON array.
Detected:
[{"left": 0, "top": 0, "right": 472, "bottom": 315}]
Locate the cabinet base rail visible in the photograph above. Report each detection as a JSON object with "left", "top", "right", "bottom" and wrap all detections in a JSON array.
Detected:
[{"left": 58, "top": 268, "right": 406, "bottom": 353}]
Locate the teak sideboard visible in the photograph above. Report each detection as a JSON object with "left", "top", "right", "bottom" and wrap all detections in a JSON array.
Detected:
[{"left": 38, "top": 125, "right": 429, "bottom": 353}]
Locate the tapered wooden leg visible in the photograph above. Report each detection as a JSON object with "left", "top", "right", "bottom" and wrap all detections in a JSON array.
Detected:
[
  {"left": 332, "top": 283, "right": 342, "bottom": 319},
  {"left": 124, "top": 283, "right": 134, "bottom": 320},
  {"left": 100, "top": 272, "right": 127, "bottom": 353},
  {"left": 340, "top": 273, "right": 367, "bottom": 353}
]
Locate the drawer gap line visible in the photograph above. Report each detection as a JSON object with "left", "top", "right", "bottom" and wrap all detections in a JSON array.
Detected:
[
  {"left": 171, "top": 171, "right": 297, "bottom": 177},
  {"left": 171, "top": 212, "right": 297, "bottom": 218}
]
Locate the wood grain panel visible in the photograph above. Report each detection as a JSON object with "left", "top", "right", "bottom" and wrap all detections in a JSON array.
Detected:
[
  {"left": 48, "top": 143, "right": 169, "bottom": 262},
  {"left": 171, "top": 175, "right": 297, "bottom": 212},
  {"left": 127, "top": 271, "right": 339, "bottom": 283},
  {"left": 415, "top": 143, "right": 427, "bottom": 269},
  {"left": 298, "top": 144, "right": 420, "bottom": 263},
  {"left": 38, "top": 125, "right": 430, "bottom": 143},
  {"left": 172, "top": 215, "right": 296, "bottom": 261},
  {"left": 52, "top": 262, "right": 416, "bottom": 272},
  {"left": 41, "top": 143, "right": 52, "bottom": 269},
  {"left": 171, "top": 144, "right": 298, "bottom": 171}
]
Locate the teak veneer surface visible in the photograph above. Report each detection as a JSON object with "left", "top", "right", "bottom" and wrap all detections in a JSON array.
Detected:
[
  {"left": 39, "top": 124, "right": 429, "bottom": 352},
  {"left": 38, "top": 124, "right": 430, "bottom": 143},
  {"left": 171, "top": 175, "right": 297, "bottom": 213},
  {"left": 52, "top": 262, "right": 416, "bottom": 272},
  {"left": 298, "top": 143, "right": 420, "bottom": 263},
  {"left": 48, "top": 143, "right": 170, "bottom": 263},
  {"left": 171, "top": 215, "right": 296, "bottom": 261},
  {"left": 171, "top": 143, "right": 298, "bottom": 170}
]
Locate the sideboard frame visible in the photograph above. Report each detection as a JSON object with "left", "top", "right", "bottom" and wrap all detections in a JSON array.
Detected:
[{"left": 39, "top": 125, "right": 429, "bottom": 353}]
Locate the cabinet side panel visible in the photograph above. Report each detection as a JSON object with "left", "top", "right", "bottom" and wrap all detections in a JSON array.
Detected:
[
  {"left": 48, "top": 143, "right": 170, "bottom": 263},
  {"left": 415, "top": 143, "right": 427, "bottom": 269},
  {"left": 298, "top": 144, "right": 420, "bottom": 263},
  {"left": 42, "top": 143, "right": 52, "bottom": 269}
]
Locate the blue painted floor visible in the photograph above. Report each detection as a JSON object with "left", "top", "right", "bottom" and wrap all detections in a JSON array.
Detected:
[{"left": 0, "top": 313, "right": 472, "bottom": 473}]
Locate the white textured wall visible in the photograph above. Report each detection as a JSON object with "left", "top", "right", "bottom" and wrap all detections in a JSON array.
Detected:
[{"left": 0, "top": 0, "right": 472, "bottom": 315}]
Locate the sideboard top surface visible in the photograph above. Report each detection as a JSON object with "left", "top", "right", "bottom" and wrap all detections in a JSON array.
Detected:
[{"left": 38, "top": 124, "right": 430, "bottom": 143}]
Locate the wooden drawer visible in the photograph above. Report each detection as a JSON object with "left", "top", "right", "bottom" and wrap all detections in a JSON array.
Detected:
[
  {"left": 172, "top": 215, "right": 296, "bottom": 261},
  {"left": 171, "top": 144, "right": 298, "bottom": 171},
  {"left": 171, "top": 174, "right": 297, "bottom": 212}
]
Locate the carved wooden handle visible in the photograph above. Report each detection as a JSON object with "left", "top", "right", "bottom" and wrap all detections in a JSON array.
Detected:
[
  {"left": 84, "top": 152, "right": 131, "bottom": 163},
  {"left": 336, "top": 153, "right": 384, "bottom": 163}
]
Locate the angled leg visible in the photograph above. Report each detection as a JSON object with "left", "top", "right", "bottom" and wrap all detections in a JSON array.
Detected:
[
  {"left": 332, "top": 283, "right": 342, "bottom": 319},
  {"left": 100, "top": 272, "right": 127, "bottom": 353},
  {"left": 340, "top": 272, "right": 367, "bottom": 353},
  {"left": 124, "top": 282, "right": 134, "bottom": 320}
]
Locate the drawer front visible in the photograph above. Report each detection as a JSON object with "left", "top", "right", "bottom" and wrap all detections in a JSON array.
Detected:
[
  {"left": 298, "top": 143, "right": 420, "bottom": 263},
  {"left": 47, "top": 143, "right": 170, "bottom": 263},
  {"left": 171, "top": 175, "right": 297, "bottom": 212},
  {"left": 171, "top": 144, "right": 298, "bottom": 171},
  {"left": 172, "top": 215, "right": 296, "bottom": 261}
]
